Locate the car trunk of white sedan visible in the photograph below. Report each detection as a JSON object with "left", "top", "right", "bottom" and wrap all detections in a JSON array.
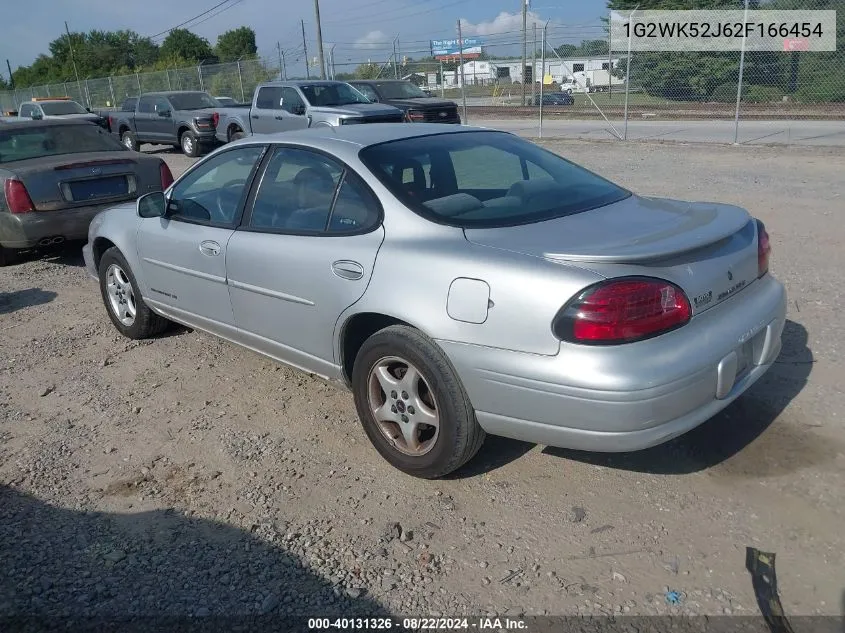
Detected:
[{"left": 463, "top": 194, "right": 762, "bottom": 316}]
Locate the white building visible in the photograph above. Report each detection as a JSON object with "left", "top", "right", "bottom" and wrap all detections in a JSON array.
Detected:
[{"left": 442, "top": 56, "right": 624, "bottom": 91}]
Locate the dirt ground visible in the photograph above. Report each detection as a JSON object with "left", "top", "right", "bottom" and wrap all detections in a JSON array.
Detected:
[{"left": 1, "top": 139, "right": 844, "bottom": 622}]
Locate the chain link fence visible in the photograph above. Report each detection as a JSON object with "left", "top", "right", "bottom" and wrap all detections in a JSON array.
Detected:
[{"left": 1, "top": 17, "right": 842, "bottom": 146}]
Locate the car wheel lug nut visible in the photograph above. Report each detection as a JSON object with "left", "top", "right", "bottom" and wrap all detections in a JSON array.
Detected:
[
  {"left": 408, "top": 406, "right": 415, "bottom": 415},
  {"left": 401, "top": 414, "right": 409, "bottom": 423},
  {"left": 391, "top": 405, "right": 397, "bottom": 413},
  {"left": 390, "top": 390, "right": 397, "bottom": 399},
  {"left": 401, "top": 391, "right": 409, "bottom": 400}
]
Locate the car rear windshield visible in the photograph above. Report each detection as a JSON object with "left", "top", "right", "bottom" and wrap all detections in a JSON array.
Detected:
[
  {"left": 167, "top": 92, "right": 218, "bottom": 110},
  {"left": 358, "top": 131, "right": 630, "bottom": 228},
  {"left": 40, "top": 101, "right": 88, "bottom": 115},
  {"left": 372, "top": 82, "right": 427, "bottom": 99},
  {"left": 0, "top": 124, "right": 126, "bottom": 163}
]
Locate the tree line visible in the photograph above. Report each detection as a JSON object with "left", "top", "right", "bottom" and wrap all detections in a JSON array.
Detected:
[{"left": 2, "top": 26, "right": 259, "bottom": 90}]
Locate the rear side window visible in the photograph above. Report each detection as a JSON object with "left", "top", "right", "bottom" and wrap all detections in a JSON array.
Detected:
[
  {"left": 256, "top": 87, "right": 283, "bottom": 110},
  {"left": 359, "top": 131, "right": 630, "bottom": 228},
  {"left": 279, "top": 88, "right": 305, "bottom": 114},
  {"left": 0, "top": 124, "right": 126, "bottom": 163},
  {"left": 137, "top": 96, "right": 155, "bottom": 113}
]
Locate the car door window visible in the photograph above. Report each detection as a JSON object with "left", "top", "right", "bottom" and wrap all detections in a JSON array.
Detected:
[
  {"left": 154, "top": 98, "right": 171, "bottom": 114},
  {"left": 248, "top": 147, "right": 344, "bottom": 233},
  {"left": 355, "top": 84, "right": 379, "bottom": 101},
  {"left": 19, "top": 104, "right": 33, "bottom": 117},
  {"left": 256, "top": 86, "right": 283, "bottom": 110},
  {"left": 327, "top": 174, "right": 382, "bottom": 234},
  {"left": 137, "top": 96, "right": 154, "bottom": 113},
  {"left": 279, "top": 88, "right": 305, "bottom": 114},
  {"left": 168, "top": 145, "right": 265, "bottom": 227}
]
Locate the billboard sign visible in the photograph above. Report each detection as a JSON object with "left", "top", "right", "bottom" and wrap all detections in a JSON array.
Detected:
[{"left": 430, "top": 38, "right": 483, "bottom": 60}]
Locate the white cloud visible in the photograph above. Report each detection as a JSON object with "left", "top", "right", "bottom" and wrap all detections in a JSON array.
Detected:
[
  {"left": 354, "top": 30, "right": 389, "bottom": 49},
  {"left": 459, "top": 11, "right": 547, "bottom": 37}
]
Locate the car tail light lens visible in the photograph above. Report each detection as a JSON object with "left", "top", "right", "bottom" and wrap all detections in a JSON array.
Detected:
[
  {"left": 160, "top": 161, "right": 174, "bottom": 190},
  {"left": 553, "top": 277, "right": 692, "bottom": 344},
  {"left": 4, "top": 179, "right": 35, "bottom": 214},
  {"left": 212, "top": 112, "right": 220, "bottom": 128},
  {"left": 405, "top": 110, "right": 425, "bottom": 122},
  {"left": 756, "top": 219, "right": 770, "bottom": 278}
]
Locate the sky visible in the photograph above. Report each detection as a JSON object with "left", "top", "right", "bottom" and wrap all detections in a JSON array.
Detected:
[{"left": 4, "top": 0, "right": 610, "bottom": 79}]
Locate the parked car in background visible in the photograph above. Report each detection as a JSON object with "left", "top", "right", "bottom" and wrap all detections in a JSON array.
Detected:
[
  {"left": 0, "top": 118, "right": 173, "bottom": 266},
  {"left": 109, "top": 91, "right": 220, "bottom": 157},
  {"left": 18, "top": 97, "right": 108, "bottom": 128},
  {"left": 532, "top": 92, "right": 575, "bottom": 106},
  {"left": 83, "top": 124, "right": 784, "bottom": 479},
  {"left": 212, "top": 80, "right": 404, "bottom": 144},
  {"left": 214, "top": 96, "right": 238, "bottom": 106},
  {"left": 347, "top": 80, "right": 461, "bottom": 124}
]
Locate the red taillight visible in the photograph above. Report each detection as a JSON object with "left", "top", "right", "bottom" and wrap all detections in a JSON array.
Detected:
[
  {"left": 4, "top": 179, "right": 35, "bottom": 214},
  {"left": 756, "top": 219, "right": 771, "bottom": 278},
  {"left": 160, "top": 161, "right": 174, "bottom": 190},
  {"left": 212, "top": 112, "right": 220, "bottom": 128},
  {"left": 553, "top": 277, "right": 692, "bottom": 344}
]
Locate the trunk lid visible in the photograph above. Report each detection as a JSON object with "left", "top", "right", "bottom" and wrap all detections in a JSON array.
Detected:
[
  {"left": 9, "top": 152, "right": 144, "bottom": 211},
  {"left": 464, "top": 194, "right": 760, "bottom": 314}
]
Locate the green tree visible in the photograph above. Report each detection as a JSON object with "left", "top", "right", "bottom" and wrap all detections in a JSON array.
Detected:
[
  {"left": 215, "top": 27, "right": 258, "bottom": 62},
  {"left": 160, "top": 29, "right": 216, "bottom": 64},
  {"left": 354, "top": 62, "right": 383, "bottom": 79}
]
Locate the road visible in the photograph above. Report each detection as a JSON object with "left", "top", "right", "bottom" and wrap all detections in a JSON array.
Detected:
[
  {"left": 1, "top": 139, "right": 844, "bottom": 623},
  {"left": 475, "top": 117, "right": 845, "bottom": 146}
]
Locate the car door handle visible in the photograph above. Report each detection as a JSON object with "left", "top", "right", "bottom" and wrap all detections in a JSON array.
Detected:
[
  {"left": 199, "top": 240, "right": 221, "bottom": 256},
  {"left": 274, "top": 115, "right": 284, "bottom": 120},
  {"left": 251, "top": 115, "right": 260, "bottom": 119},
  {"left": 331, "top": 260, "right": 364, "bottom": 280}
]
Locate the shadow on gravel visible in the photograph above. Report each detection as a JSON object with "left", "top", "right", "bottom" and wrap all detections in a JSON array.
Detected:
[
  {"left": 8, "top": 242, "right": 86, "bottom": 268},
  {"left": 0, "top": 288, "right": 57, "bottom": 315},
  {"left": 0, "top": 485, "right": 389, "bottom": 632},
  {"left": 448, "top": 435, "right": 536, "bottom": 479},
  {"left": 543, "top": 319, "right": 830, "bottom": 477}
]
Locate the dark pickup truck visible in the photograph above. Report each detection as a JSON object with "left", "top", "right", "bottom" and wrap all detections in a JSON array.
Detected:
[
  {"left": 347, "top": 80, "right": 461, "bottom": 124},
  {"left": 108, "top": 91, "right": 220, "bottom": 157}
]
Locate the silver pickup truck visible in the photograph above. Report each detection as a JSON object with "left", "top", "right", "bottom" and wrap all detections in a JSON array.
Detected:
[{"left": 212, "top": 80, "right": 404, "bottom": 143}]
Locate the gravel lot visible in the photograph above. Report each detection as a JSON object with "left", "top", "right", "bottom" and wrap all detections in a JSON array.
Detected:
[{"left": 2, "top": 139, "right": 844, "bottom": 624}]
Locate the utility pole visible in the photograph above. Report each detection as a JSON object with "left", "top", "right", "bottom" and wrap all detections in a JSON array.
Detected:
[
  {"left": 457, "top": 19, "right": 467, "bottom": 124},
  {"left": 532, "top": 22, "right": 537, "bottom": 105},
  {"left": 5, "top": 59, "right": 14, "bottom": 89},
  {"left": 277, "top": 42, "right": 287, "bottom": 80},
  {"left": 313, "top": 0, "right": 326, "bottom": 79},
  {"left": 64, "top": 21, "right": 85, "bottom": 107},
  {"left": 608, "top": 10, "right": 613, "bottom": 100},
  {"left": 392, "top": 36, "right": 399, "bottom": 79},
  {"left": 301, "top": 20, "right": 310, "bottom": 79},
  {"left": 521, "top": 0, "right": 528, "bottom": 105}
]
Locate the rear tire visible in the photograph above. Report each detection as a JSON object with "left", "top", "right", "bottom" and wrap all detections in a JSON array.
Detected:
[
  {"left": 180, "top": 131, "right": 200, "bottom": 157},
  {"left": 121, "top": 130, "right": 139, "bottom": 151},
  {"left": 230, "top": 130, "right": 246, "bottom": 142},
  {"left": 351, "top": 325, "right": 485, "bottom": 479},
  {"left": 98, "top": 247, "right": 169, "bottom": 339}
]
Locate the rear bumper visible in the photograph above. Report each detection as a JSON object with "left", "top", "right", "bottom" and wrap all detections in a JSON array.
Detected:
[
  {"left": 437, "top": 274, "right": 787, "bottom": 452},
  {"left": 0, "top": 204, "right": 114, "bottom": 249}
]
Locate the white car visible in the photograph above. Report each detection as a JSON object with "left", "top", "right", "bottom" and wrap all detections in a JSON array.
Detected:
[{"left": 18, "top": 98, "right": 102, "bottom": 125}]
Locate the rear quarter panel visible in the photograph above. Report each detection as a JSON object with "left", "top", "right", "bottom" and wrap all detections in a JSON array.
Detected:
[{"left": 336, "top": 201, "right": 604, "bottom": 358}]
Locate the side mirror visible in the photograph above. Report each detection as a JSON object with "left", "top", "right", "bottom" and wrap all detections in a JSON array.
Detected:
[
  {"left": 289, "top": 104, "right": 305, "bottom": 115},
  {"left": 158, "top": 109, "right": 172, "bottom": 117},
  {"left": 137, "top": 191, "right": 167, "bottom": 218}
]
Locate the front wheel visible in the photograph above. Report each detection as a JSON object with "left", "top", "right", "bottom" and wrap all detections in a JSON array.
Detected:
[
  {"left": 352, "top": 325, "right": 485, "bottom": 478},
  {"left": 180, "top": 131, "right": 200, "bottom": 157},
  {"left": 98, "top": 247, "right": 169, "bottom": 339},
  {"left": 121, "top": 130, "right": 139, "bottom": 151}
]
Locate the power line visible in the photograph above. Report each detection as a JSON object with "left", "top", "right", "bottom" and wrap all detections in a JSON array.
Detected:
[
  {"left": 162, "top": 0, "right": 245, "bottom": 37},
  {"left": 147, "top": 0, "right": 236, "bottom": 40}
]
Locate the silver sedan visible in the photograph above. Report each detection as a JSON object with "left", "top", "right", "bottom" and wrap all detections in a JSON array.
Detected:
[{"left": 82, "top": 123, "right": 786, "bottom": 478}]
